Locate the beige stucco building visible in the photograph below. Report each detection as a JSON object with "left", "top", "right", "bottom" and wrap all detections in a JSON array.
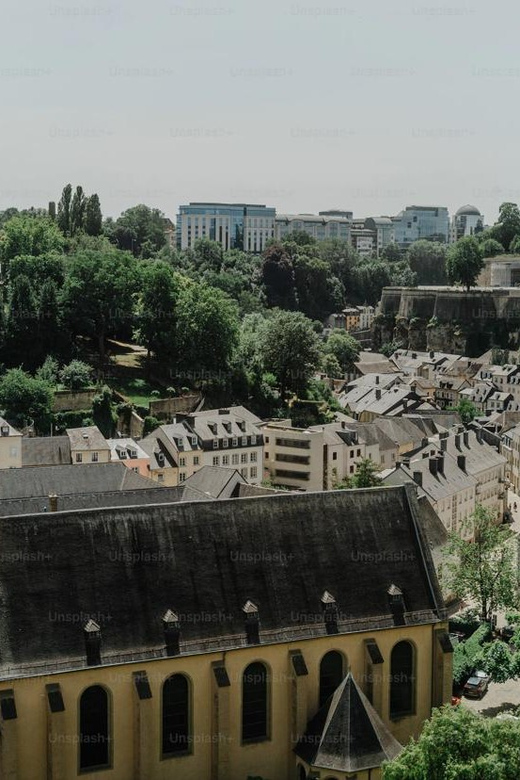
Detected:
[
  {"left": 0, "top": 486, "right": 452, "bottom": 780},
  {"left": 0, "top": 417, "right": 22, "bottom": 469}
]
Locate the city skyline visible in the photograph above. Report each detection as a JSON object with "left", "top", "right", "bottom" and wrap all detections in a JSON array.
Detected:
[{"left": 2, "top": 0, "right": 519, "bottom": 222}]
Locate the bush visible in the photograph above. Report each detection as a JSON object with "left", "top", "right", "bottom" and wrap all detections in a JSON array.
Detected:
[
  {"left": 450, "top": 607, "right": 481, "bottom": 637},
  {"left": 143, "top": 415, "right": 160, "bottom": 435},
  {"left": 452, "top": 624, "right": 491, "bottom": 684},
  {"left": 59, "top": 360, "right": 93, "bottom": 392}
]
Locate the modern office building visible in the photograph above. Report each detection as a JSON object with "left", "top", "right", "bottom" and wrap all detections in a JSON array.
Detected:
[
  {"left": 449, "top": 204, "right": 484, "bottom": 243},
  {"left": 392, "top": 206, "right": 450, "bottom": 248},
  {"left": 364, "top": 216, "right": 395, "bottom": 255},
  {"left": 275, "top": 212, "right": 351, "bottom": 242},
  {"left": 176, "top": 202, "right": 275, "bottom": 252}
]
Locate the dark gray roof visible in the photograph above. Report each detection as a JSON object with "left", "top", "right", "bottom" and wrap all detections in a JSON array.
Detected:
[
  {"left": 22, "top": 436, "right": 71, "bottom": 467},
  {"left": 0, "top": 462, "right": 152, "bottom": 502},
  {"left": 295, "top": 672, "right": 402, "bottom": 771},
  {"left": 176, "top": 466, "right": 245, "bottom": 499},
  {"left": 0, "top": 484, "right": 445, "bottom": 679}
]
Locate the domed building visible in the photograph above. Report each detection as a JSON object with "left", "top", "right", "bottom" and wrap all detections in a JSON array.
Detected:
[{"left": 450, "top": 204, "right": 484, "bottom": 242}]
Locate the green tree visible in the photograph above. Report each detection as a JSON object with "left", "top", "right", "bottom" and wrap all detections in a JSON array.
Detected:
[
  {"left": 443, "top": 504, "right": 519, "bottom": 623},
  {"left": 59, "top": 360, "right": 93, "bottom": 392},
  {"left": 136, "top": 261, "right": 180, "bottom": 362},
  {"left": 351, "top": 259, "right": 393, "bottom": 305},
  {"left": 509, "top": 234, "right": 520, "bottom": 255},
  {"left": 381, "top": 243, "right": 402, "bottom": 262},
  {"left": 260, "top": 310, "right": 321, "bottom": 398},
  {"left": 9, "top": 253, "right": 65, "bottom": 292},
  {"left": 57, "top": 183, "right": 72, "bottom": 235},
  {"left": 175, "top": 281, "right": 240, "bottom": 378},
  {"left": 36, "top": 355, "right": 59, "bottom": 384},
  {"left": 351, "top": 457, "right": 381, "bottom": 488},
  {"left": 383, "top": 704, "right": 520, "bottom": 780},
  {"left": 0, "top": 216, "right": 64, "bottom": 274},
  {"left": 322, "top": 352, "right": 342, "bottom": 378},
  {"left": 491, "top": 202, "right": 520, "bottom": 251},
  {"left": 106, "top": 204, "right": 167, "bottom": 257},
  {"left": 0, "top": 368, "right": 53, "bottom": 431},
  {"left": 61, "top": 248, "right": 138, "bottom": 358},
  {"left": 324, "top": 330, "right": 360, "bottom": 371},
  {"left": 38, "top": 279, "right": 64, "bottom": 360},
  {"left": 192, "top": 238, "right": 224, "bottom": 272},
  {"left": 446, "top": 237, "right": 484, "bottom": 290},
  {"left": 407, "top": 241, "right": 447, "bottom": 285},
  {"left": 261, "top": 243, "right": 297, "bottom": 309},
  {"left": 6, "top": 274, "right": 38, "bottom": 366},
  {"left": 449, "top": 397, "right": 477, "bottom": 424},
  {"left": 480, "top": 237, "right": 505, "bottom": 257},
  {"left": 84, "top": 194, "right": 102, "bottom": 236},
  {"left": 292, "top": 252, "right": 342, "bottom": 320},
  {"left": 70, "top": 185, "right": 86, "bottom": 235},
  {"left": 92, "top": 385, "right": 117, "bottom": 437}
]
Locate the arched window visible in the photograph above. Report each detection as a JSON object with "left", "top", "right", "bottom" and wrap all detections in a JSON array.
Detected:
[
  {"left": 390, "top": 641, "right": 415, "bottom": 718},
  {"left": 162, "top": 674, "right": 191, "bottom": 756},
  {"left": 242, "top": 662, "right": 269, "bottom": 742},
  {"left": 79, "top": 685, "right": 111, "bottom": 770},
  {"left": 319, "top": 651, "right": 344, "bottom": 707}
]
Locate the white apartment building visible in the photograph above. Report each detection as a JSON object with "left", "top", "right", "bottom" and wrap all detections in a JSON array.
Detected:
[{"left": 274, "top": 213, "right": 351, "bottom": 242}]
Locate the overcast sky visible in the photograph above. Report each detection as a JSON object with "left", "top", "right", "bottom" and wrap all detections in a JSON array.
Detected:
[{"left": 1, "top": 0, "right": 518, "bottom": 223}]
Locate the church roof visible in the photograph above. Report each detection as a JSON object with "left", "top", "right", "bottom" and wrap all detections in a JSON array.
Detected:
[
  {"left": 295, "top": 672, "right": 402, "bottom": 771},
  {"left": 0, "top": 484, "right": 446, "bottom": 680}
]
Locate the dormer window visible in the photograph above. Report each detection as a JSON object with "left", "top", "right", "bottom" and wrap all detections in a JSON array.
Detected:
[
  {"left": 157, "top": 452, "right": 165, "bottom": 467},
  {"left": 0, "top": 425, "right": 9, "bottom": 437},
  {"left": 191, "top": 436, "right": 197, "bottom": 448},
  {"left": 128, "top": 450, "right": 137, "bottom": 459},
  {"left": 251, "top": 435, "right": 257, "bottom": 445}
]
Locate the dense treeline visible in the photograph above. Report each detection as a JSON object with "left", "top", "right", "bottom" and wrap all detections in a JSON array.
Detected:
[{"left": 1, "top": 189, "right": 519, "bottom": 426}]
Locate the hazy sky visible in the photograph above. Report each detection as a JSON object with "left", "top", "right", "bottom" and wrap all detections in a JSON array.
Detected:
[{"left": 1, "top": 0, "right": 518, "bottom": 223}]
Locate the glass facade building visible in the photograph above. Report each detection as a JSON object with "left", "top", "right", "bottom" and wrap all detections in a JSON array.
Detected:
[
  {"left": 392, "top": 206, "right": 449, "bottom": 248},
  {"left": 177, "top": 203, "right": 275, "bottom": 252}
]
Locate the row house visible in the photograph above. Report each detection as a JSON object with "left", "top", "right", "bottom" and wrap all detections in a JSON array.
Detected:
[
  {"left": 141, "top": 407, "right": 264, "bottom": 487},
  {"left": 339, "top": 384, "right": 432, "bottom": 423},
  {"left": 107, "top": 438, "right": 151, "bottom": 479}
]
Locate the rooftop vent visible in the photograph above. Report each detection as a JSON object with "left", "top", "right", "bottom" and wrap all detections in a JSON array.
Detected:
[
  {"left": 83, "top": 620, "right": 101, "bottom": 666},
  {"left": 242, "top": 600, "right": 260, "bottom": 645},
  {"left": 162, "top": 610, "right": 181, "bottom": 656},
  {"left": 321, "top": 590, "right": 339, "bottom": 635},
  {"left": 388, "top": 584, "right": 405, "bottom": 625}
]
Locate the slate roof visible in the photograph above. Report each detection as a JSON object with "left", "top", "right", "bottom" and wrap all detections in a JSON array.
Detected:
[
  {"left": 22, "top": 436, "right": 71, "bottom": 467},
  {"left": 0, "top": 484, "right": 445, "bottom": 679},
  {"left": 66, "top": 426, "right": 110, "bottom": 452},
  {"left": 295, "top": 673, "right": 402, "bottom": 772},
  {"left": 383, "top": 453, "right": 477, "bottom": 502},
  {"left": 0, "top": 462, "right": 151, "bottom": 502}
]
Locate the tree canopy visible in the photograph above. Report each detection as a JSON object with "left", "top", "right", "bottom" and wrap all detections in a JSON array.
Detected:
[{"left": 446, "top": 237, "right": 484, "bottom": 290}]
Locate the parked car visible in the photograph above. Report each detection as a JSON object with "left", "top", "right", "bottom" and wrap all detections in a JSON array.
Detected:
[{"left": 463, "top": 670, "right": 491, "bottom": 699}]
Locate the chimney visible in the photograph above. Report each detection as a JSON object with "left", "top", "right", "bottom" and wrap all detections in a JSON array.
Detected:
[
  {"left": 440, "top": 437, "right": 447, "bottom": 452},
  {"left": 463, "top": 431, "right": 470, "bottom": 448},
  {"left": 376, "top": 375, "right": 380, "bottom": 385},
  {"left": 83, "top": 620, "right": 101, "bottom": 666},
  {"left": 455, "top": 434, "right": 462, "bottom": 451},
  {"left": 412, "top": 471, "right": 423, "bottom": 487},
  {"left": 457, "top": 455, "right": 466, "bottom": 471},
  {"left": 437, "top": 454, "right": 444, "bottom": 475},
  {"left": 242, "top": 600, "right": 260, "bottom": 645},
  {"left": 375, "top": 388, "right": 381, "bottom": 400},
  {"left": 412, "top": 352, "right": 417, "bottom": 359},
  {"left": 321, "top": 591, "right": 339, "bottom": 635},
  {"left": 429, "top": 350, "right": 435, "bottom": 359},
  {"left": 476, "top": 429, "right": 483, "bottom": 444},
  {"left": 48, "top": 494, "right": 58, "bottom": 512},
  {"left": 429, "top": 457, "right": 438, "bottom": 477},
  {"left": 162, "top": 610, "right": 181, "bottom": 656}
]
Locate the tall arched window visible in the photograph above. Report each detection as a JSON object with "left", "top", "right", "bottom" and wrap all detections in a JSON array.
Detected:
[
  {"left": 79, "top": 685, "right": 111, "bottom": 770},
  {"left": 319, "top": 651, "right": 344, "bottom": 707},
  {"left": 162, "top": 674, "right": 191, "bottom": 756},
  {"left": 242, "top": 662, "right": 269, "bottom": 742},
  {"left": 390, "top": 641, "right": 415, "bottom": 718}
]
